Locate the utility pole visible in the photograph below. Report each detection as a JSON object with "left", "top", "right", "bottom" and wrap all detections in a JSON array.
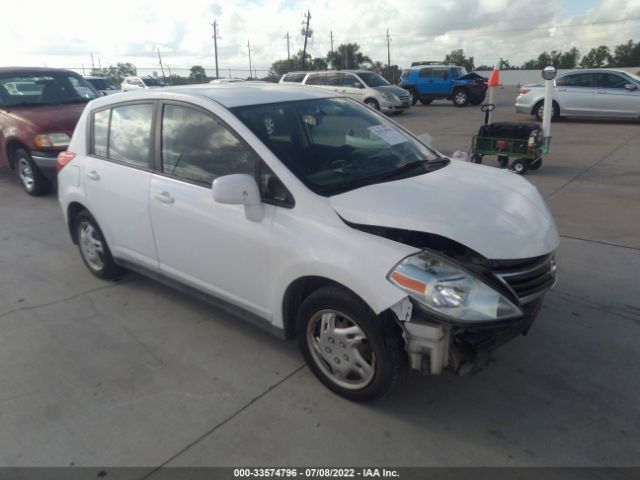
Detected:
[
  {"left": 285, "top": 31, "right": 291, "bottom": 71},
  {"left": 212, "top": 20, "right": 220, "bottom": 78},
  {"left": 157, "top": 48, "right": 167, "bottom": 82},
  {"left": 301, "top": 10, "right": 312, "bottom": 69},
  {"left": 386, "top": 29, "right": 393, "bottom": 83},
  {"left": 330, "top": 30, "right": 334, "bottom": 68},
  {"left": 247, "top": 40, "right": 253, "bottom": 79},
  {"left": 90, "top": 53, "right": 95, "bottom": 71}
]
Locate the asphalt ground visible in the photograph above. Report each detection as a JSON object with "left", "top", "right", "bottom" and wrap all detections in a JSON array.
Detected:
[{"left": 0, "top": 86, "right": 638, "bottom": 469}]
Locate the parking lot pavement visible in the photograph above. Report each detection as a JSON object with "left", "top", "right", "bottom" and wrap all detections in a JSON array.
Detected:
[{"left": 0, "top": 86, "right": 639, "bottom": 468}]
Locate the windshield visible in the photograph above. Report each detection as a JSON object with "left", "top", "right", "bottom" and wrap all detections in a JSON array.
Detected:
[
  {"left": 0, "top": 72, "right": 101, "bottom": 107},
  {"left": 231, "top": 98, "right": 445, "bottom": 196},
  {"left": 142, "top": 77, "right": 163, "bottom": 87},
  {"left": 451, "top": 67, "right": 468, "bottom": 79},
  {"left": 357, "top": 72, "right": 389, "bottom": 87},
  {"left": 87, "top": 78, "right": 117, "bottom": 90}
]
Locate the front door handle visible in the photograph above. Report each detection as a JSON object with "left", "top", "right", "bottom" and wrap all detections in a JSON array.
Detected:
[
  {"left": 153, "top": 191, "right": 175, "bottom": 204},
  {"left": 86, "top": 170, "right": 100, "bottom": 181}
]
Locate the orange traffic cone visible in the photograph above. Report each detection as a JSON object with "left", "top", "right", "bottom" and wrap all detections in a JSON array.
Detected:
[{"left": 487, "top": 66, "right": 500, "bottom": 87}]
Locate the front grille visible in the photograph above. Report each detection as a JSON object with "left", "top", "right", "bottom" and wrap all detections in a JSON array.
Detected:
[
  {"left": 398, "top": 93, "right": 410, "bottom": 102},
  {"left": 493, "top": 255, "right": 556, "bottom": 304}
]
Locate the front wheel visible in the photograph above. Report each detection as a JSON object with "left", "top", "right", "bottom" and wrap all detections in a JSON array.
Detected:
[
  {"left": 12, "top": 148, "right": 51, "bottom": 196},
  {"left": 297, "top": 286, "right": 407, "bottom": 402},
  {"left": 511, "top": 158, "right": 529, "bottom": 175},
  {"left": 409, "top": 89, "right": 418, "bottom": 106},
  {"left": 453, "top": 89, "right": 469, "bottom": 107},
  {"left": 364, "top": 98, "right": 380, "bottom": 111}
]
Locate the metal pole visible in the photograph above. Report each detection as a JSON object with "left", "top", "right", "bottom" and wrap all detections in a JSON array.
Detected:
[
  {"left": 90, "top": 53, "right": 95, "bottom": 70},
  {"left": 330, "top": 30, "right": 334, "bottom": 67},
  {"left": 247, "top": 41, "right": 253, "bottom": 79},
  {"left": 286, "top": 31, "right": 291, "bottom": 71},
  {"left": 542, "top": 76, "right": 554, "bottom": 138},
  {"left": 301, "top": 10, "right": 310, "bottom": 69},
  {"left": 213, "top": 20, "right": 219, "bottom": 79}
]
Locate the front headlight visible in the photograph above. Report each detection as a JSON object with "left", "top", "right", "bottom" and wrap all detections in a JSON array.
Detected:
[
  {"left": 380, "top": 92, "right": 397, "bottom": 101},
  {"left": 388, "top": 251, "right": 522, "bottom": 322},
  {"left": 35, "top": 133, "right": 71, "bottom": 148}
]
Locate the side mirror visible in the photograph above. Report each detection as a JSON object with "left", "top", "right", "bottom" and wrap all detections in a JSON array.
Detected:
[
  {"left": 417, "top": 132, "right": 433, "bottom": 146},
  {"left": 212, "top": 174, "right": 264, "bottom": 221},
  {"left": 624, "top": 83, "right": 638, "bottom": 91},
  {"left": 353, "top": 82, "right": 364, "bottom": 89}
]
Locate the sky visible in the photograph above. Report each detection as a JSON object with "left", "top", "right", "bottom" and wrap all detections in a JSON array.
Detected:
[{"left": 1, "top": 0, "right": 639, "bottom": 77}]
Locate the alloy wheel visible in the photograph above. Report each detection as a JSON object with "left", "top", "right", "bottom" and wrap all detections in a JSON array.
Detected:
[
  {"left": 306, "top": 309, "right": 375, "bottom": 390},
  {"left": 17, "top": 158, "right": 34, "bottom": 192},
  {"left": 79, "top": 222, "right": 105, "bottom": 272}
]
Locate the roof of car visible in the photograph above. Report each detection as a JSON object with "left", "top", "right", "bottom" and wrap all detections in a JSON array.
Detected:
[
  {"left": 559, "top": 68, "right": 636, "bottom": 75},
  {"left": 93, "top": 83, "right": 338, "bottom": 109},
  {"left": 0, "top": 66, "right": 79, "bottom": 76}
]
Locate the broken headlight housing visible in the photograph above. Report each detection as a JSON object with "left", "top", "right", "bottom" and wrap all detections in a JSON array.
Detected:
[{"left": 388, "top": 250, "right": 522, "bottom": 322}]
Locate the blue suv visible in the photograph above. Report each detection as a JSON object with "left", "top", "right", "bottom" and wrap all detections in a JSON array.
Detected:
[{"left": 399, "top": 63, "right": 487, "bottom": 107}]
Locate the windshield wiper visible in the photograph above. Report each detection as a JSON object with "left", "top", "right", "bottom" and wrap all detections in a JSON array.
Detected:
[{"left": 377, "top": 160, "right": 432, "bottom": 181}]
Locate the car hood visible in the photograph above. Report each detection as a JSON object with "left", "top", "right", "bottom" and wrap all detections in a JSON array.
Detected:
[
  {"left": 373, "top": 85, "right": 409, "bottom": 96},
  {"left": 5, "top": 103, "right": 86, "bottom": 134},
  {"left": 329, "top": 160, "right": 559, "bottom": 260}
]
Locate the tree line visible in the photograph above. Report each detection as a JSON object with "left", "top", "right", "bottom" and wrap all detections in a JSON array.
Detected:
[{"left": 90, "top": 38, "right": 640, "bottom": 86}]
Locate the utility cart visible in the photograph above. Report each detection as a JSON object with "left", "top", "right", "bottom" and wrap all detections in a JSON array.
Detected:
[{"left": 469, "top": 104, "right": 551, "bottom": 175}]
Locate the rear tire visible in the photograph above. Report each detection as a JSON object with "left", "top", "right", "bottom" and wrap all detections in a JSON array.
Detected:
[
  {"left": 296, "top": 286, "right": 407, "bottom": 402},
  {"left": 529, "top": 157, "right": 543, "bottom": 170},
  {"left": 12, "top": 148, "right": 51, "bottom": 196},
  {"left": 534, "top": 100, "right": 559, "bottom": 122},
  {"left": 75, "top": 211, "right": 124, "bottom": 280}
]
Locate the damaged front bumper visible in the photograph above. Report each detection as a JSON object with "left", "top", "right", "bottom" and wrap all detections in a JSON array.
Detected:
[{"left": 394, "top": 295, "right": 544, "bottom": 376}]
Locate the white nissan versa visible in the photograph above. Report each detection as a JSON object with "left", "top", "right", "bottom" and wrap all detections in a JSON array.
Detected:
[{"left": 58, "top": 83, "right": 559, "bottom": 401}]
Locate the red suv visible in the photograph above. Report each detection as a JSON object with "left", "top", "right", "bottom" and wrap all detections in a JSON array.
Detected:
[{"left": 0, "top": 67, "right": 101, "bottom": 195}]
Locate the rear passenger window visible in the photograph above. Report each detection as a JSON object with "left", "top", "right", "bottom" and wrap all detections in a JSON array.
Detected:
[
  {"left": 108, "top": 104, "right": 154, "bottom": 167},
  {"left": 161, "top": 104, "right": 256, "bottom": 185},
  {"left": 92, "top": 109, "right": 110, "bottom": 157},
  {"left": 305, "top": 74, "right": 325, "bottom": 86}
]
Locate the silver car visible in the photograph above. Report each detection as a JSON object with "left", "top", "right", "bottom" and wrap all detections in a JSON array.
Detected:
[{"left": 515, "top": 69, "right": 640, "bottom": 121}]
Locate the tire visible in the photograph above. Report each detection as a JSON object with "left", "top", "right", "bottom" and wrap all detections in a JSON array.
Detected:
[
  {"left": 409, "top": 89, "right": 418, "bottom": 106},
  {"left": 498, "top": 155, "right": 509, "bottom": 169},
  {"left": 74, "top": 211, "right": 124, "bottom": 280},
  {"left": 511, "top": 158, "right": 529, "bottom": 175},
  {"left": 453, "top": 89, "right": 469, "bottom": 107},
  {"left": 12, "top": 148, "right": 52, "bottom": 196},
  {"left": 419, "top": 98, "right": 433, "bottom": 105},
  {"left": 529, "top": 157, "right": 543, "bottom": 170},
  {"left": 471, "top": 154, "right": 483, "bottom": 164},
  {"left": 534, "top": 100, "right": 559, "bottom": 122},
  {"left": 296, "top": 286, "right": 408, "bottom": 402},
  {"left": 364, "top": 98, "right": 380, "bottom": 111}
]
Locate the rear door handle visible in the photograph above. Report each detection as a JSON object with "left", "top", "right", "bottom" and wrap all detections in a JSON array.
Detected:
[
  {"left": 86, "top": 170, "right": 100, "bottom": 181},
  {"left": 153, "top": 191, "right": 175, "bottom": 204}
]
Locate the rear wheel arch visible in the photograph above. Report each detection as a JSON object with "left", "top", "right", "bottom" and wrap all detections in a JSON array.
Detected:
[{"left": 67, "top": 202, "right": 91, "bottom": 244}]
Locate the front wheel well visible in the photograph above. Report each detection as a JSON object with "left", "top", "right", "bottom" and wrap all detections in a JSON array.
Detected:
[
  {"left": 282, "top": 276, "right": 373, "bottom": 339},
  {"left": 5, "top": 140, "right": 28, "bottom": 169}
]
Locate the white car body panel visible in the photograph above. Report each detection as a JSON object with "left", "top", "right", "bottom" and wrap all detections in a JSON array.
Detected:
[
  {"left": 330, "top": 160, "right": 559, "bottom": 260},
  {"left": 59, "top": 85, "right": 558, "bottom": 335}
]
